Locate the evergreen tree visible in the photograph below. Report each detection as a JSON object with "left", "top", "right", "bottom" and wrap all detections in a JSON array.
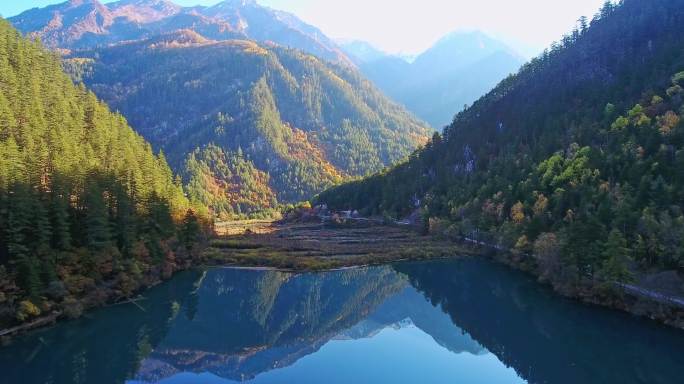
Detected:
[
  {"left": 145, "top": 194, "right": 175, "bottom": 240},
  {"left": 84, "top": 180, "right": 111, "bottom": 250},
  {"left": 5, "top": 183, "right": 31, "bottom": 262},
  {"left": 15, "top": 255, "right": 41, "bottom": 298},
  {"left": 49, "top": 176, "right": 72, "bottom": 250},
  {"left": 600, "top": 229, "right": 633, "bottom": 283},
  {"left": 113, "top": 185, "right": 135, "bottom": 257},
  {"left": 179, "top": 209, "right": 201, "bottom": 251}
]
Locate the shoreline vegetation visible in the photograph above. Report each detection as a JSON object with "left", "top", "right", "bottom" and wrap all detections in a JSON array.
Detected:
[
  {"left": 3, "top": 0, "right": 684, "bottom": 342},
  {"left": 211, "top": 206, "right": 684, "bottom": 328},
  {"left": 0, "top": 217, "right": 472, "bottom": 340},
  {"left": 3, "top": 214, "right": 684, "bottom": 340},
  {"left": 209, "top": 216, "right": 684, "bottom": 330}
]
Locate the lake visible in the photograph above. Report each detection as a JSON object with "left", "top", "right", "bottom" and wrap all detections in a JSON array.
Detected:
[{"left": 2, "top": 258, "right": 684, "bottom": 384}]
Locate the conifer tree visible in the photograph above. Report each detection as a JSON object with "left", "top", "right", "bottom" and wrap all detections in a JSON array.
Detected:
[
  {"left": 49, "top": 176, "right": 72, "bottom": 250},
  {"left": 113, "top": 185, "right": 135, "bottom": 257},
  {"left": 600, "top": 230, "right": 633, "bottom": 283},
  {"left": 179, "top": 209, "right": 201, "bottom": 251},
  {"left": 84, "top": 180, "right": 111, "bottom": 250}
]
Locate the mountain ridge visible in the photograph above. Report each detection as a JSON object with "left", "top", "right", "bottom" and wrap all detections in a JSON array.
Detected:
[{"left": 10, "top": 0, "right": 353, "bottom": 64}]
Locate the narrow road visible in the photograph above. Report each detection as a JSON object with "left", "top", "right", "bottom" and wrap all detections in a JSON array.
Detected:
[
  {"left": 619, "top": 283, "right": 684, "bottom": 308},
  {"left": 462, "top": 236, "right": 684, "bottom": 310}
]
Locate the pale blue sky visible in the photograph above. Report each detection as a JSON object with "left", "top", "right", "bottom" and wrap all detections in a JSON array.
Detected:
[{"left": 3, "top": 0, "right": 608, "bottom": 57}]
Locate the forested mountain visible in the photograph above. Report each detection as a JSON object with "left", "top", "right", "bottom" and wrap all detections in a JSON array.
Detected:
[
  {"left": 319, "top": 0, "right": 684, "bottom": 293},
  {"left": 63, "top": 31, "right": 429, "bottom": 217},
  {"left": 11, "top": 0, "right": 429, "bottom": 218},
  {"left": 184, "top": 144, "right": 278, "bottom": 219},
  {"left": 344, "top": 31, "right": 525, "bottom": 128},
  {"left": 9, "top": 0, "right": 351, "bottom": 64},
  {"left": 0, "top": 19, "right": 205, "bottom": 328}
]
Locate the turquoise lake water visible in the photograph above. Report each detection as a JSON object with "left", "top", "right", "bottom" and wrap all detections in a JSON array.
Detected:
[{"left": 2, "top": 258, "right": 684, "bottom": 384}]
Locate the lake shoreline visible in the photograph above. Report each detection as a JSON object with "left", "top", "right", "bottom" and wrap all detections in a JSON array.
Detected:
[
  {"left": 0, "top": 221, "right": 470, "bottom": 340},
  {"left": 0, "top": 250, "right": 203, "bottom": 341},
  {"left": 4, "top": 219, "right": 684, "bottom": 339},
  {"left": 209, "top": 219, "right": 684, "bottom": 330},
  {"left": 7, "top": 257, "right": 684, "bottom": 384},
  {"left": 460, "top": 238, "right": 684, "bottom": 330}
]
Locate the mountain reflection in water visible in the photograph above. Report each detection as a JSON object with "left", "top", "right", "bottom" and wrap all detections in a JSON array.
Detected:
[{"left": 2, "top": 259, "right": 684, "bottom": 384}]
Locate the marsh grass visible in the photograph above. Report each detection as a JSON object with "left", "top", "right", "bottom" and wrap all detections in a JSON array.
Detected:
[{"left": 203, "top": 223, "right": 476, "bottom": 272}]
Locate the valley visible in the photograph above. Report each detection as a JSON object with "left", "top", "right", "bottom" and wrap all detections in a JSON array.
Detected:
[
  {"left": 342, "top": 31, "right": 526, "bottom": 128},
  {"left": 9, "top": 0, "right": 437, "bottom": 219},
  {"left": 3, "top": 0, "right": 684, "bottom": 382},
  {"left": 64, "top": 31, "right": 429, "bottom": 207}
]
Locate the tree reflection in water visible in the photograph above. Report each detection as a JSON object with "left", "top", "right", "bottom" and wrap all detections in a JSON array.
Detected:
[{"left": 2, "top": 259, "right": 684, "bottom": 384}]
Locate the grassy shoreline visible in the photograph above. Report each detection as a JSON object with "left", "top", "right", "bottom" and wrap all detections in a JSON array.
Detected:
[
  {"left": 205, "top": 221, "right": 477, "bottom": 271},
  {"left": 1, "top": 221, "right": 469, "bottom": 340},
  {"left": 208, "top": 220, "right": 684, "bottom": 329},
  {"left": 4, "top": 219, "right": 683, "bottom": 339}
]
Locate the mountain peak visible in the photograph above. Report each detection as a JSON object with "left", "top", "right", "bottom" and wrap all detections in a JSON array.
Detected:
[
  {"left": 337, "top": 39, "right": 387, "bottom": 64},
  {"left": 149, "top": 29, "right": 211, "bottom": 46},
  {"left": 211, "top": 0, "right": 258, "bottom": 8},
  {"left": 110, "top": 0, "right": 179, "bottom": 7},
  {"left": 68, "top": 0, "right": 98, "bottom": 5},
  {"left": 431, "top": 30, "right": 509, "bottom": 52},
  {"left": 108, "top": 0, "right": 182, "bottom": 22},
  {"left": 64, "top": 0, "right": 103, "bottom": 9},
  {"left": 351, "top": 30, "right": 524, "bottom": 128},
  {"left": 412, "top": 29, "right": 521, "bottom": 73}
]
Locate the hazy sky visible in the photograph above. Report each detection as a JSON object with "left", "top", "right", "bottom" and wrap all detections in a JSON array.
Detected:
[{"left": 3, "top": 0, "right": 608, "bottom": 57}]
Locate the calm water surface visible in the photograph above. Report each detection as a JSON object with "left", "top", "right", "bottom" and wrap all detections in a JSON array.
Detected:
[{"left": 2, "top": 258, "right": 684, "bottom": 384}]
